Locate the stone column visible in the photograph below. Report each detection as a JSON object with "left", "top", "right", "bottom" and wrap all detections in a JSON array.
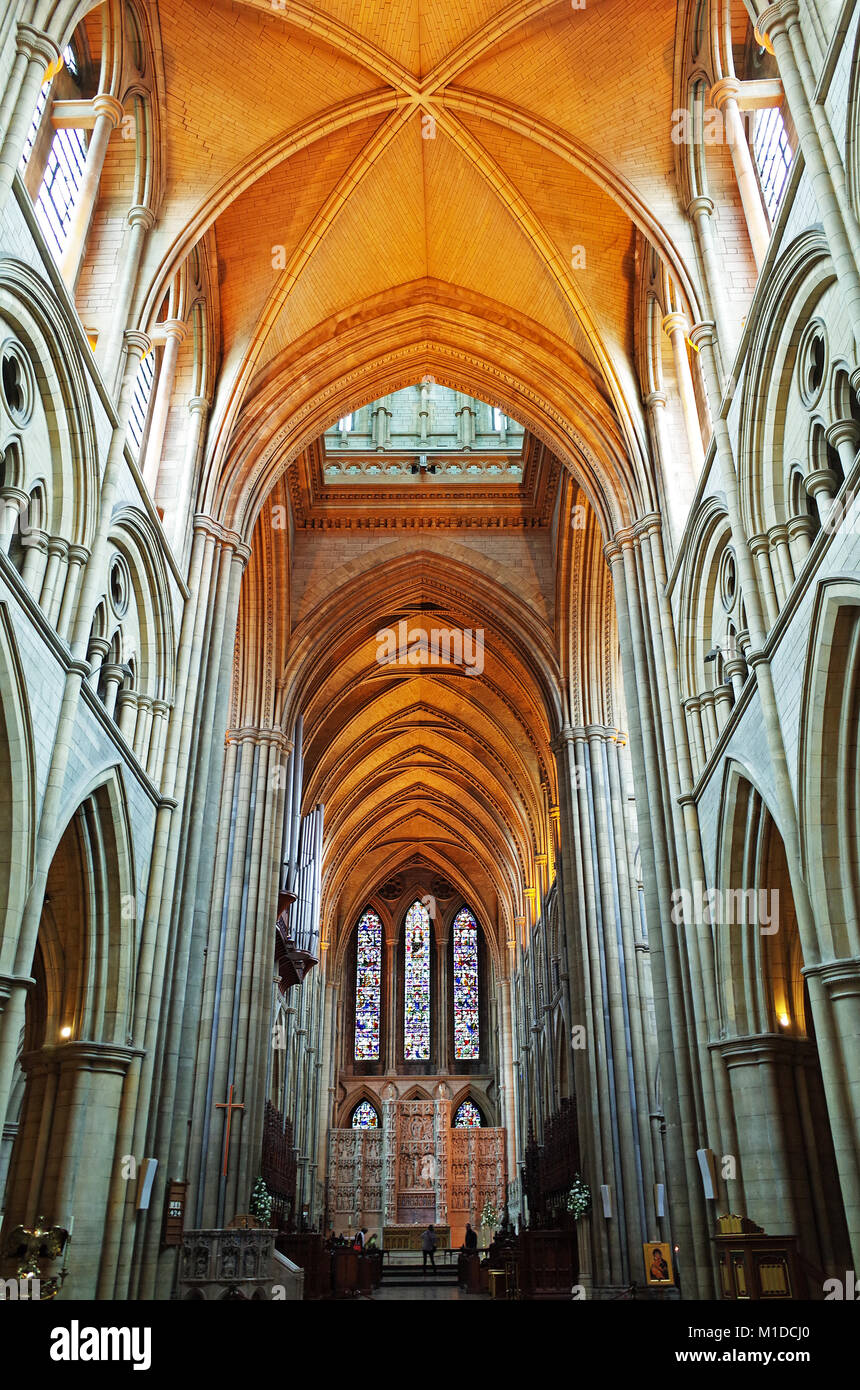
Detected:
[
  {"left": 20, "top": 527, "right": 48, "bottom": 596},
  {"left": 435, "top": 928, "right": 448, "bottom": 1074},
  {"left": 606, "top": 538, "right": 716, "bottom": 1296},
  {"left": 100, "top": 662, "right": 125, "bottom": 720},
  {"left": 98, "top": 207, "right": 156, "bottom": 396},
  {"left": 58, "top": 94, "right": 124, "bottom": 289},
  {"left": 0, "top": 25, "right": 60, "bottom": 212},
  {"left": 4, "top": 1042, "right": 139, "bottom": 1299},
  {"left": 39, "top": 536, "right": 67, "bottom": 620},
  {"left": 171, "top": 395, "right": 210, "bottom": 556},
  {"left": 145, "top": 698, "right": 170, "bottom": 781},
  {"left": 115, "top": 688, "right": 138, "bottom": 744},
  {"left": 803, "top": 960, "right": 860, "bottom": 1268},
  {"left": 132, "top": 694, "right": 153, "bottom": 765},
  {"left": 100, "top": 524, "right": 216, "bottom": 1296},
  {"left": 0, "top": 487, "right": 28, "bottom": 552},
  {"left": 55, "top": 545, "right": 89, "bottom": 644},
  {"left": 498, "top": 970, "right": 518, "bottom": 1184},
  {"left": 710, "top": 78, "right": 772, "bottom": 269},
  {"left": 141, "top": 320, "right": 188, "bottom": 494},
  {"left": 384, "top": 935, "right": 397, "bottom": 1073},
  {"left": 86, "top": 634, "right": 110, "bottom": 690},
  {"left": 825, "top": 420, "right": 859, "bottom": 480},
  {"left": 687, "top": 195, "right": 736, "bottom": 369},
  {"left": 662, "top": 312, "right": 706, "bottom": 472}
]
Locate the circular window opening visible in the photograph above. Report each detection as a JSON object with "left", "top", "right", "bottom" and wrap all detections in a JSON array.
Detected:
[
  {"left": 0, "top": 340, "right": 34, "bottom": 427},
  {"left": 719, "top": 547, "right": 738, "bottom": 613},
  {"left": 798, "top": 320, "right": 828, "bottom": 408},
  {"left": 108, "top": 554, "right": 130, "bottom": 617}
]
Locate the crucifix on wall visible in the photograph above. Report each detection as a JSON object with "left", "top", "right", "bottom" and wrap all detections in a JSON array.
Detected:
[{"left": 215, "top": 1084, "right": 245, "bottom": 1177}]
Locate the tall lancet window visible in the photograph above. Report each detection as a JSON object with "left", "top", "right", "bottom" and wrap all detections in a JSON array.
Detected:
[
  {"left": 354, "top": 909, "right": 382, "bottom": 1060},
  {"left": 453, "top": 907, "right": 480, "bottom": 1059},
  {"left": 404, "top": 900, "right": 431, "bottom": 1059}
]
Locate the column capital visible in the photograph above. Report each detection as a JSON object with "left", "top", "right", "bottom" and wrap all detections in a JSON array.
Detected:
[
  {"left": 66, "top": 543, "right": 91, "bottom": 565},
  {"left": 826, "top": 419, "right": 860, "bottom": 453},
  {"left": 803, "top": 955, "right": 860, "bottom": 999},
  {"left": 153, "top": 317, "right": 188, "bottom": 345},
  {"left": 127, "top": 204, "right": 156, "bottom": 232},
  {"left": 786, "top": 513, "right": 816, "bottom": 544},
  {"left": 123, "top": 329, "right": 151, "bottom": 361},
  {"left": 0, "top": 485, "right": 30, "bottom": 511},
  {"left": 662, "top": 310, "right": 691, "bottom": 337},
  {"left": 87, "top": 634, "right": 111, "bottom": 661},
  {"left": 804, "top": 468, "right": 840, "bottom": 501},
  {"left": 188, "top": 394, "right": 211, "bottom": 416},
  {"left": 22, "top": 527, "right": 49, "bottom": 555},
  {"left": 15, "top": 23, "right": 61, "bottom": 69},
  {"left": 91, "top": 93, "right": 125, "bottom": 128},
  {"left": 688, "top": 320, "right": 716, "bottom": 353},
  {"left": 643, "top": 390, "right": 668, "bottom": 411},
  {"left": 687, "top": 194, "right": 715, "bottom": 220},
  {"left": 709, "top": 77, "right": 741, "bottom": 111},
  {"left": 755, "top": 1, "right": 799, "bottom": 53},
  {"left": 46, "top": 534, "right": 69, "bottom": 560}
]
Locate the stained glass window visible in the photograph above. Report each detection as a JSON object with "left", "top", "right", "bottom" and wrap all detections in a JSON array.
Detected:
[
  {"left": 354, "top": 909, "right": 382, "bottom": 1061},
  {"left": 454, "top": 1100, "right": 482, "bottom": 1128},
  {"left": 453, "top": 907, "right": 480, "bottom": 1059},
  {"left": 351, "top": 1100, "right": 379, "bottom": 1129},
  {"left": 404, "top": 899, "right": 431, "bottom": 1059}
]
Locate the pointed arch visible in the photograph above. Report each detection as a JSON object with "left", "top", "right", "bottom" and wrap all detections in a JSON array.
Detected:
[{"left": 0, "top": 602, "right": 37, "bottom": 969}]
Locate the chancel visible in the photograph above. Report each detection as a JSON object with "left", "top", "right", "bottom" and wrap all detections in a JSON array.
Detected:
[{"left": 0, "top": 0, "right": 859, "bottom": 1311}]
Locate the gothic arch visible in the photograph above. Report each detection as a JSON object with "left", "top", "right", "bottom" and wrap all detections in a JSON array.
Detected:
[
  {"left": 797, "top": 576, "right": 860, "bottom": 962},
  {"left": 678, "top": 493, "right": 735, "bottom": 699},
  {"left": 713, "top": 760, "right": 804, "bottom": 1038},
  {"left": 108, "top": 507, "right": 176, "bottom": 702},
  {"left": 738, "top": 229, "right": 839, "bottom": 538},
  {"left": 0, "top": 259, "right": 98, "bottom": 547},
  {"left": 35, "top": 765, "right": 137, "bottom": 1046},
  {"left": 203, "top": 289, "right": 643, "bottom": 541},
  {"left": 0, "top": 601, "right": 36, "bottom": 969}
]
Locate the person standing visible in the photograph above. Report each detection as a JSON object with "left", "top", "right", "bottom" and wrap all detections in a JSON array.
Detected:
[
  {"left": 464, "top": 1222, "right": 477, "bottom": 1252},
  {"left": 421, "top": 1224, "right": 437, "bottom": 1275}
]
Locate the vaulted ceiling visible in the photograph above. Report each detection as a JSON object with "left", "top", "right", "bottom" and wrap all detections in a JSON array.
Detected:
[
  {"left": 189, "top": 0, "right": 679, "bottom": 961},
  {"left": 135, "top": 0, "right": 700, "bottom": 529}
]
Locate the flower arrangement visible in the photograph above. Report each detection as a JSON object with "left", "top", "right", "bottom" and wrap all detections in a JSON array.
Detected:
[
  {"left": 566, "top": 1175, "right": 591, "bottom": 1219},
  {"left": 249, "top": 1176, "right": 273, "bottom": 1225},
  {"left": 479, "top": 1198, "right": 500, "bottom": 1229}
]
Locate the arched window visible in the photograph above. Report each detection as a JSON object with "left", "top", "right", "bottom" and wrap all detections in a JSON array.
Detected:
[
  {"left": 354, "top": 909, "right": 382, "bottom": 1061},
  {"left": 453, "top": 907, "right": 479, "bottom": 1060},
  {"left": 127, "top": 350, "right": 156, "bottom": 460},
  {"left": 454, "top": 1099, "right": 483, "bottom": 1128},
  {"left": 351, "top": 1100, "right": 379, "bottom": 1129},
  {"left": 753, "top": 107, "right": 793, "bottom": 224},
  {"left": 404, "top": 899, "right": 430, "bottom": 1059}
]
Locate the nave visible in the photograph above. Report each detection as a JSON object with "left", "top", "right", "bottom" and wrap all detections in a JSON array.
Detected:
[{"left": 0, "top": 0, "right": 858, "bottom": 1322}]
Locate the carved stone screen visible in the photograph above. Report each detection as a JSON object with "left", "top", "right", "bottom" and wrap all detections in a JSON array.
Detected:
[
  {"left": 327, "top": 1127, "right": 384, "bottom": 1221},
  {"left": 395, "top": 1099, "right": 442, "bottom": 1226},
  {"left": 449, "top": 1126, "right": 506, "bottom": 1244}
]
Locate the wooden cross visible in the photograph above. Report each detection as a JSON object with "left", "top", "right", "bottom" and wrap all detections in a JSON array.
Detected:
[{"left": 215, "top": 1084, "right": 245, "bottom": 1177}]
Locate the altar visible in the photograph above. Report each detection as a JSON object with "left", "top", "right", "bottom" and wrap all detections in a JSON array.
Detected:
[
  {"left": 383, "top": 1225, "right": 451, "bottom": 1252},
  {"left": 327, "top": 1094, "right": 506, "bottom": 1245}
]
